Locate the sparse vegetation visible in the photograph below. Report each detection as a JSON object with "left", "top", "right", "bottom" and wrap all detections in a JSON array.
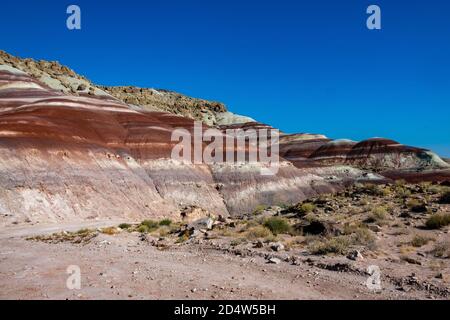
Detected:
[
  {"left": 100, "top": 227, "right": 119, "bottom": 235},
  {"left": 425, "top": 213, "right": 450, "bottom": 229},
  {"left": 139, "top": 219, "right": 159, "bottom": 232},
  {"left": 27, "top": 229, "right": 97, "bottom": 244},
  {"left": 367, "top": 206, "right": 388, "bottom": 223},
  {"left": 362, "top": 183, "right": 391, "bottom": 197},
  {"left": 410, "top": 234, "right": 433, "bottom": 247},
  {"left": 406, "top": 199, "right": 427, "bottom": 213},
  {"left": 439, "top": 191, "right": 450, "bottom": 204},
  {"left": 297, "top": 203, "right": 316, "bottom": 215},
  {"left": 432, "top": 241, "right": 450, "bottom": 258},
  {"left": 159, "top": 219, "right": 172, "bottom": 226},
  {"left": 118, "top": 223, "right": 132, "bottom": 230},
  {"left": 137, "top": 225, "right": 150, "bottom": 233},
  {"left": 263, "top": 217, "right": 291, "bottom": 235},
  {"left": 252, "top": 204, "right": 268, "bottom": 215},
  {"left": 309, "top": 236, "right": 351, "bottom": 255},
  {"left": 245, "top": 225, "right": 272, "bottom": 240}
]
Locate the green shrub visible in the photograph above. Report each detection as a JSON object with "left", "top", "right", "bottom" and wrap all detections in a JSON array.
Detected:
[
  {"left": 118, "top": 223, "right": 132, "bottom": 229},
  {"left": 297, "top": 203, "right": 316, "bottom": 215},
  {"left": 159, "top": 219, "right": 172, "bottom": 226},
  {"left": 425, "top": 213, "right": 450, "bottom": 229},
  {"left": 263, "top": 217, "right": 291, "bottom": 235},
  {"left": 140, "top": 220, "right": 159, "bottom": 230},
  {"left": 137, "top": 225, "right": 150, "bottom": 233}
]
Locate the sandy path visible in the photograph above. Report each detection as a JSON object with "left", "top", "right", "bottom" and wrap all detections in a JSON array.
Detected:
[{"left": 0, "top": 228, "right": 416, "bottom": 300}]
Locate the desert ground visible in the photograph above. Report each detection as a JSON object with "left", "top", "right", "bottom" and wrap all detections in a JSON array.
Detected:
[{"left": 1, "top": 182, "right": 449, "bottom": 300}]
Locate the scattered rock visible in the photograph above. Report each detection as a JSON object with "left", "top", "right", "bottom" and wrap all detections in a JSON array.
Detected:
[
  {"left": 253, "top": 240, "right": 264, "bottom": 248},
  {"left": 347, "top": 250, "right": 364, "bottom": 261},
  {"left": 270, "top": 242, "right": 285, "bottom": 252},
  {"left": 368, "top": 224, "right": 382, "bottom": 233},
  {"left": 188, "top": 217, "right": 214, "bottom": 231},
  {"left": 267, "top": 257, "right": 281, "bottom": 264}
]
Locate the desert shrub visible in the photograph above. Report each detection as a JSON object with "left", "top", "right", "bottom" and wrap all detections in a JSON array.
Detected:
[
  {"left": 350, "top": 227, "right": 375, "bottom": 246},
  {"left": 427, "top": 184, "right": 442, "bottom": 195},
  {"left": 159, "top": 219, "right": 172, "bottom": 226},
  {"left": 137, "top": 225, "right": 150, "bottom": 233},
  {"left": 100, "top": 227, "right": 119, "bottom": 235},
  {"left": 245, "top": 225, "right": 272, "bottom": 240},
  {"left": 406, "top": 199, "right": 427, "bottom": 213},
  {"left": 309, "top": 236, "right": 351, "bottom": 255},
  {"left": 158, "top": 226, "right": 171, "bottom": 237},
  {"left": 297, "top": 203, "right": 316, "bottom": 215},
  {"left": 395, "top": 179, "right": 407, "bottom": 187},
  {"left": 118, "top": 223, "right": 132, "bottom": 230},
  {"left": 367, "top": 206, "right": 388, "bottom": 223},
  {"left": 439, "top": 191, "right": 450, "bottom": 204},
  {"left": 425, "top": 213, "right": 450, "bottom": 229},
  {"left": 263, "top": 217, "right": 291, "bottom": 235},
  {"left": 363, "top": 183, "right": 390, "bottom": 197},
  {"left": 76, "top": 228, "right": 92, "bottom": 235},
  {"left": 176, "top": 232, "right": 190, "bottom": 243},
  {"left": 410, "top": 234, "right": 433, "bottom": 247},
  {"left": 253, "top": 204, "right": 268, "bottom": 215},
  {"left": 140, "top": 219, "right": 159, "bottom": 230},
  {"left": 396, "top": 187, "right": 412, "bottom": 199},
  {"left": 432, "top": 241, "right": 450, "bottom": 258}
]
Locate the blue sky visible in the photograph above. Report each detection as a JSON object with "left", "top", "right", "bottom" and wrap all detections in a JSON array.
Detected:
[{"left": 1, "top": 0, "right": 449, "bottom": 156}]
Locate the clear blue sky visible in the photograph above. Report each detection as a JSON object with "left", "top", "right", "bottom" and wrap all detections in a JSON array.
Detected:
[{"left": 1, "top": 0, "right": 449, "bottom": 156}]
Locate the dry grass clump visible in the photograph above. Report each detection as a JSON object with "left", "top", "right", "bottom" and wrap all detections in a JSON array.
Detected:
[
  {"left": 244, "top": 225, "right": 273, "bottom": 240},
  {"left": 361, "top": 183, "right": 391, "bottom": 197},
  {"left": 366, "top": 206, "right": 388, "bottom": 223},
  {"left": 406, "top": 199, "right": 427, "bottom": 213},
  {"left": 309, "top": 236, "right": 352, "bottom": 255},
  {"left": 27, "top": 228, "right": 97, "bottom": 244},
  {"left": 309, "top": 225, "right": 375, "bottom": 255},
  {"left": 410, "top": 234, "right": 434, "bottom": 247},
  {"left": 432, "top": 241, "right": 450, "bottom": 258},
  {"left": 425, "top": 213, "right": 450, "bottom": 229},
  {"left": 100, "top": 227, "right": 120, "bottom": 235}
]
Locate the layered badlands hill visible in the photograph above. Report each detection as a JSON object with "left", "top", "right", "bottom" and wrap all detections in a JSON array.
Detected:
[
  {"left": 0, "top": 50, "right": 253, "bottom": 127},
  {"left": 0, "top": 61, "right": 369, "bottom": 228},
  {"left": 0, "top": 50, "right": 449, "bottom": 227}
]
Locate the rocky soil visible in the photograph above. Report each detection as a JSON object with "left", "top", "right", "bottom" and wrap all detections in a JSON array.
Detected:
[{"left": 1, "top": 182, "right": 448, "bottom": 300}]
